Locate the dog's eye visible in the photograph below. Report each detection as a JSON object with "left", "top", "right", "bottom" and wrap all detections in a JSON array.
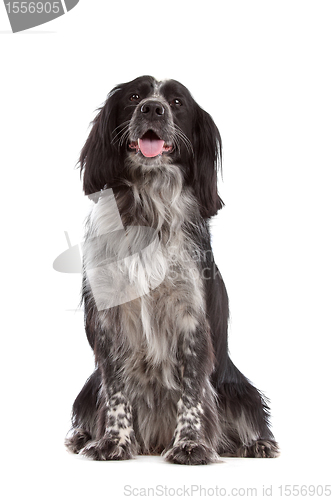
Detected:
[
  {"left": 170, "top": 98, "right": 182, "bottom": 107},
  {"left": 130, "top": 94, "right": 140, "bottom": 102}
]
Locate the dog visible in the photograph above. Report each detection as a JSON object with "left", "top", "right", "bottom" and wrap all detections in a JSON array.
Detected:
[{"left": 65, "top": 75, "right": 279, "bottom": 464}]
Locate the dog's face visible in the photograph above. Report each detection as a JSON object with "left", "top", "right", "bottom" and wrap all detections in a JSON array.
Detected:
[
  {"left": 80, "top": 75, "right": 223, "bottom": 218},
  {"left": 116, "top": 76, "right": 195, "bottom": 165}
]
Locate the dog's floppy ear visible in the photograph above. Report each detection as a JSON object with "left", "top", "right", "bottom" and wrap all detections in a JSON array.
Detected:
[
  {"left": 192, "top": 106, "right": 223, "bottom": 218},
  {"left": 79, "top": 86, "right": 125, "bottom": 196}
]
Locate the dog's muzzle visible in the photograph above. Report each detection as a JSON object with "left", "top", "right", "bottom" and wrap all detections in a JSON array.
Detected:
[{"left": 129, "top": 99, "right": 174, "bottom": 158}]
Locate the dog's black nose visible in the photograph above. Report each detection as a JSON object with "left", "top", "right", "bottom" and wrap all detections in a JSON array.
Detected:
[{"left": 140, "top": 101, "right": 165, "bottom": 116}]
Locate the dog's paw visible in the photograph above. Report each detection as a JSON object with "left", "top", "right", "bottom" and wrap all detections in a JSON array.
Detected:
[
  {"left": 163, "top": 440, "right": 218, "bottom": 465},
  {"left": 237, "top": 439, "right": 280, "bottom": 458},
  {"left": 80, "top": 436, "right": 136, "bottom": 461},
  {"left": 65, "top": 429, "right": 92, "bottom": 454}
]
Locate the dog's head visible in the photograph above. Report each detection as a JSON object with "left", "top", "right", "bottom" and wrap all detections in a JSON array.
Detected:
[{"left": 80, "top": 75, "right": 223, "bottom": 218}]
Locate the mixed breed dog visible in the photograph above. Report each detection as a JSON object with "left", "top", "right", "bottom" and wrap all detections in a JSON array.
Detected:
[{"left": 65, "top": 76, "right": 279, "bottom": 465}]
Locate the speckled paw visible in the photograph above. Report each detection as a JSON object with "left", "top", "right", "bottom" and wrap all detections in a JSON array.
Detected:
[
  {"left": 163, "top": 440, "right": 218, "bottom": 465},
  {"left": 80, "top": 437, "right": 136, "bottom": 461}
]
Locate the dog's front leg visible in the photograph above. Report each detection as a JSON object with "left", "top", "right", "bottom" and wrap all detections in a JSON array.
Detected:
[
  {"left": 163, "top": 323, "right": 219, "bottom": 465},
  {"left": 80, "top": 359, "right": 138, "bottom": 461}
]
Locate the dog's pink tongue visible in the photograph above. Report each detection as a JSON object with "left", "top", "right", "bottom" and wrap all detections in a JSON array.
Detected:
[{"left": 139, "top": 137, "right": 164, "bottom": 157}]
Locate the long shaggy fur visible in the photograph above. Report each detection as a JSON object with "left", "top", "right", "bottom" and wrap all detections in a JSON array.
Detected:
[{"left": 65, "top": 75, "right": 279, "bottom": 464}]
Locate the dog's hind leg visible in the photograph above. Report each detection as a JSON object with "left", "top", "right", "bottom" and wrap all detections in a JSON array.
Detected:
[
  {"left": 65, "top": 369, "right": 101, "bottom": 454},
  {"left": 216, "top": 359, "right": 279, "bottom": 458}
]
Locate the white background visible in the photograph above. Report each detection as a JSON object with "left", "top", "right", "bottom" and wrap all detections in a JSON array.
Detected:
[{"left": 1, "top": 1, "right": 332, "bottom": 498}]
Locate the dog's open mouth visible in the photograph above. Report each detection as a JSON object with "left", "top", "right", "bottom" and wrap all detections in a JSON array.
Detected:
[{"left": 129, "top": 130, "right": 173, "bottom": 158}]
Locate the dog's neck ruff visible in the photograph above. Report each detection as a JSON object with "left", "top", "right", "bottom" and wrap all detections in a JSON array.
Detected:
[{"left": 125, "top": 158, "right": 191, "bottom": 239}]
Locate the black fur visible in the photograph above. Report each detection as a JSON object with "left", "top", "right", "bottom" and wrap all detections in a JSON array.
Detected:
[{"left": 65, "top": 76, "right": 279, "bottom": 464}]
